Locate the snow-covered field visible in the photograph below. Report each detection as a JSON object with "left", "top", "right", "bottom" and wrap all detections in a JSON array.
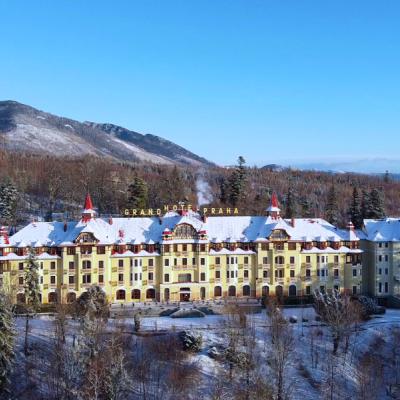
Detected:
[{"left": 11, "top": 307, "right": 400, "bottom": 399}]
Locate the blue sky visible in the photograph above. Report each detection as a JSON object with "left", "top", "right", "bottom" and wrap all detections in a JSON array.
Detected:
[{"left": 1, "top": 1, "right": 399, "bottom": 169}]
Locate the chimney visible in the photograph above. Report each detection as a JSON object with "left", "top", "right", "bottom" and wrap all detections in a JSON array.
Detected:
[
  {"left": 347, "top": 221, "right": 355, "bottom": 231},
  {"left": 63, "top": 222, "right": 67, "bottom": 232},
  {"left": 108, "top": 216, "right": 113, "bottom": 225},
  {"left": 291, "top": 218, "right": 295, "bottom": 228}
]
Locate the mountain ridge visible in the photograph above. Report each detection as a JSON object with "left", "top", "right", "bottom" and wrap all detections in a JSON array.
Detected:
[{"left": 0, "top": 100, "right": 213, "bottom": 166}]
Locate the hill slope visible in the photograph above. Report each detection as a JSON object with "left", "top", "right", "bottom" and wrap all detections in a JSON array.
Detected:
[{"left": 0, "top": 100, "right": 213, "bottom": 166}]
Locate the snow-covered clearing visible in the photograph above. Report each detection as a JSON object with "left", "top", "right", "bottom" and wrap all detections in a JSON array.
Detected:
[{"left": 10, "top": 307, "right": 400, "bottom": 399}]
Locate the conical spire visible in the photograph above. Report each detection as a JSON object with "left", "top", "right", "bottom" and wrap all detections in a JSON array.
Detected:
[
  {"left": 266, "top": 192, "right": 281, "bottom": 219},
  {"left": 82, "top": 193, "right": 96, "bottom": 223},
  {"left": 83, "top": 193, "right": 94, "bottom": 211}
]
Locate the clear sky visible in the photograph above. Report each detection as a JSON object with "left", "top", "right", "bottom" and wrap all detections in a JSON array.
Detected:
[{"left": 1, "top": 0, "right": 399, "bottom": 168}]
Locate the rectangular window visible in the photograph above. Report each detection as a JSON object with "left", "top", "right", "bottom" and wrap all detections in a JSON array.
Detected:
[
  {"left": 352, "top": 286, "right": 357, "bottom": 295},
  {"left": 183, "top": 258, "right": 188, "bottom": 266},
  {"left": 18, "top": 262, "right": 24, "bottom": 270},
  {"left": 118, "top": 259, "right": 124, "bottom": 268},
  {"left": 385, "top": 282, "right": 389, "bottom": 292},
  {"left": 148, "top": 272, "right": 154, "bottom": 281},
  {"left": 82, "top": 274, "right": 91, "bottom": 284},
  {"left": 50, "top": 275, "right": 56, "bottom": 284},
  {"left": 352, "top": 269, "right": 357, "bottom": 277},
  {"left": 50, "top": 261, "right": 56, "bottom": 270},
  {"left": 67, "top": 247, "right": 76, "bottom": 255},
  {"left": 263, "top": 257, "right": 268, "bottom": 265},
  {"left": 385, "top": 242, "right": 389, "bottom": 248},
  {"left": 244, "top": 270, "right": 249, "bottom": 278},
  {"left": 164, "top": 259, "right": 170, "bottom": 267},
  {"left": 289, "top": 270, "right": 294, "bottom": 278},
  {"left": 306, "top": 286, "right": 311, "bottom": 295},
  {"left": 378, "top": 282, "right": 382, "bottom": 293},
  {"left": 385, "top": 268, "right": 389, "bottom": 275},
  {"left": 99, "top": 260, "right": 104, "bottom": 269},
  {"left": 69, "top": 275, "right": 75, "bottom": 284},
  {"left": 164, "top": 273, "right": 169, "bottom": 282},
  {"left": 201, "top": 258, "right": 205, "bottom": 266},
  {"left": 97, "top": 246, "right": 105, "bottom": 254},
  {"left": 192, "top": 258, "right": 196, "bottom": 265},
  {"left": 334, "top": 255, "right": 339, "bottom": 263},
  {"left": 216, "top": 270, "right": 221, "bottom": 279},
  {"left": 134, "top": 273, "right": 138, "bottom": 281},
  {"left": 200, "top": 244, "right": 206, "bottom": 252},
  {"left": 69, "top": 261, "right": 75, "bottom": 270},
  {"left": 290, "top": 256, "right": 295, "bottom": 264},
  {"left": 334, "top": 269, "right": 339, "bottom": 277},
  {"left": 306, "top": 269, "right": 311, "bottom": 277},
  {"left": 288, "top": 242, "right": 296, "bottom": 250},
  {"left": 244, "top": 256, "right": 249, "bottom": 265},
  {"left": 182, "top": 244, "right": 187, "bottom": 252},
  {"left": 19, "top": 276, "right": 23, "bottom": 285},
  {"left": 148, "top": 259, "right": 154, "bottom": 267},
  {"left": 98, "top": 274, "right": 103, "bottom": 283},
  {"left": 118, "top": 273, "right": 124, "bottom": 282},
  {"left": 164, "top": 244, "right": 170, "bottom": 253},
  {"left": 173, "top": 244, "right": 178, "bottom": 252},
  {"left": 379, "top": 243, "right": 382, "bottom": 248},
  {"left": 385, "top": 255, "right": 389, "bottom": 262},
  {"left": 379, "top": 255, "right": 382, "bottom": 262},
  {"left": 216, "top": 257, "right": 221, "bottom": 265},
  {"left": 306, "top": 256, "right": 311, "bottom": 263},
  {"left": 261, "top": 243, "right": 268, "bottom": 251},
  {"left": 200, "top": 272, "right": 206, "bottom": 281},
  {"left": 263, "top": 270, "right": 268, "bottom": 278}
]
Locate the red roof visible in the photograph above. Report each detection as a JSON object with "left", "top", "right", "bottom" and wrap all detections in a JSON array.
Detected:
[
  {"left": 271, "top": 192, "right": 279, "bottom": 208},
  {"left": 84, "top": 193, "right": 94, "bottom": 210}
]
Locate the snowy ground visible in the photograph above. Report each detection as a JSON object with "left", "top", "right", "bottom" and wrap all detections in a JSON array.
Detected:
[{"left": 12, "top": 307, "right": 400, "bottom": 399}]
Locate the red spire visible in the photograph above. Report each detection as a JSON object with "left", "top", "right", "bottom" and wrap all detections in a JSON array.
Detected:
[
  {"left": 271, "top": 192, "right": 279, "bottom": 208},
  {"left": 84, "top": 193, "right": 94, "bottom": 210}
]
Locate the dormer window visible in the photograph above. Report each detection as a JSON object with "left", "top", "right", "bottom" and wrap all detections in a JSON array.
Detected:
[
  {"left": 174, "top": 224, "right": 198, "bottom": 239},
  {"left": 76, "top": 232, "right": 97, "bottom": 244}
]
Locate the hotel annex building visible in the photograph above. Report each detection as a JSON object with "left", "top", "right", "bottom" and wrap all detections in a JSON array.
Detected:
[{"left": 0, "top": 193, "right": 370, "bottom": 304}]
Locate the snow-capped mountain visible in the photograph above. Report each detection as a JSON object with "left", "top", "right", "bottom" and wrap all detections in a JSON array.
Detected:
[{"left": 0, "top": 100, "right": 213, "bottom": 166}]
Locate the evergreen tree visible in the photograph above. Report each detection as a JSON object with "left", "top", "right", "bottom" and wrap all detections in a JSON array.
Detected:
[
  {"left": 0, "top": 289, "right": 16, "bottom": 393},
  {"left": 369, "top": 188, "right": 385, "bottom": 219},
  {"left": 0, "top": 178, "right": 18, "bottom": 224},
  {"left": 361, "top": 189, "right": 372, "bottom": 219},
  {"left": 348, "top": 187, "right": 363, "bottom": 229},
  {"left": 285, "top": 186, "right": 297, "bottom": 218},
  {"left": 228, "top": 156, "right": 247, "bottom": 207},
  {"left": 325, "top": 185, "right": 339, "bottom": 225},
  {"left": 24, "top": 247, "right": 41, "bottom": 355},
  {"left": 218, "top": 177, "right": 228, "bottom": 204},
  {"left": 126, "top": 177, "right": 149, "bottom": 210},
  {"left": 299, "top": 197, "right": 313, "bottom": 218}
]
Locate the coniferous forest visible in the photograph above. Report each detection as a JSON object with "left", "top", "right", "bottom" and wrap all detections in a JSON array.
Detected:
[{"left": 0, "top": 150, "right": 397, "bottom": 227}]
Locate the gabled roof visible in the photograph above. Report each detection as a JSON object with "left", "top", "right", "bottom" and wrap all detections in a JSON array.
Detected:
[{"left": 7, "top": 212, "right": 360, "bottom": 247}]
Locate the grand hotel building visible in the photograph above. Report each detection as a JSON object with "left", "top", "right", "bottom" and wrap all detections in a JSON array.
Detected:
[{"left": 0, "top": 193, "right": 364, "bottom": 304}]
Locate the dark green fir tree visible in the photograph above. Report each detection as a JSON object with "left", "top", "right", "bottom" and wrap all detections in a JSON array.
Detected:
[
  {"left": 325, "top": 185, "right": 339, "bottom": 225},
  {"left": 126, "top": 177, "right": 149, "bottom": 210},
  {"left": 348, "top": 187, "right": 363, "bottom": 229},
  {"left": 369, "top": 188, "right": 385, "bottom": 219}
]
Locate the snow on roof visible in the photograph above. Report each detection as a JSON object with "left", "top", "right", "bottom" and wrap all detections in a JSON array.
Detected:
[
  {"left": 7, "top": 213, "right": 360, "bottom": 247},
  {"left": 362, "top": 218, "right": 400, "bottom": 242}
]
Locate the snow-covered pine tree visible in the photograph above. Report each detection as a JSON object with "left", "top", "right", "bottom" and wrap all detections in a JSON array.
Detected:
[
  {"left": 369, "top": 188, "right": 385, "bottom": 219},
  {"left": 24, "top": 246, "right": 41, "bottom": 355},
  {"left": 284, "top": 186, "right": 297, "bottom": 218},
  {"left": 325, "top": 185, "right": 339, "bottom": 225},
  {"left": 228, "top": 156, "right": 247, "bottom": 207},
  {"left": 348, "top": 187, "right": 363, "bottom": 229},
  {"left": 0, "top": 178, "right": 18, "bottom": 225},
  {"left": 126, "top": 177, "right": 149, "bottom": 210},
  {"left": 0, "top": 289, "right": 16, "bottom": 393}
]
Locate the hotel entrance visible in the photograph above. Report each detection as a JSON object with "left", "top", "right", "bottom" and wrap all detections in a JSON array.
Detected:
[{"left": 180, "top": 288, "right": 191, "bottom": 302}]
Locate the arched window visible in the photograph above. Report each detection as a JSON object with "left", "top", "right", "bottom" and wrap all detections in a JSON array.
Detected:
[
  {"left": 275, "top": 256, "right": 285, "bottom": 265},
  {"left": 17, "top": 293, "right": 26, "bottom": 303},
  {"left": 48, "top": 292, "right": 58, "bottom": 304},
  {"left": 200, "top": 287, "right": 206, "bottom": 300},
  {"left": 174, "top": 224, "right": 198, "bottom": 239},
  {"left": 214, "top": 286, "right": 222, "bottom": 297},
  {"left": 275, "top": 285, "right": 283, "bottom": 298},
  {"left": 146, "top": 288, "right": 156, "bottom": 299},
  {"left": 116, "top": 289, "right": 126, "bottom": 300},
  {"left": 262, "top": 286, "right": 269, "bottom": 297},
  {"left": 242, "top": 285, "right": 250, "bottom": 296},
  {"left": 132, "top": 289, "right": 141, "bottom": 300},
  {"left": 289, "top": 285, "right": 297, "bottom": 296},
  {"left": 66, "top": 292, "right": 76, "bottom": 303},
  {"left": 228, "top": 286, "right": 236, "bottom": 297}
]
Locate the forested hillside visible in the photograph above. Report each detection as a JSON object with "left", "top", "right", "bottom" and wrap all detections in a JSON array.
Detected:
[{"left": 0, "top": 150, "right": 398, "bottom": 227}]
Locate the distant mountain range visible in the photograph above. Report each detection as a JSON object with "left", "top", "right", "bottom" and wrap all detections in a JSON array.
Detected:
[{"left": 0, "top": 100, "right": 213, "bottom": 166}]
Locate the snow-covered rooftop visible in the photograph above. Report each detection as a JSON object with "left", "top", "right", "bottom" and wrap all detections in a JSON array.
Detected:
[
  {"left": 361, "top": 218, "right": 400, "bottom": 242},
  {"left": 6, "top": 212, "right": 360, "bottom": 247}
]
